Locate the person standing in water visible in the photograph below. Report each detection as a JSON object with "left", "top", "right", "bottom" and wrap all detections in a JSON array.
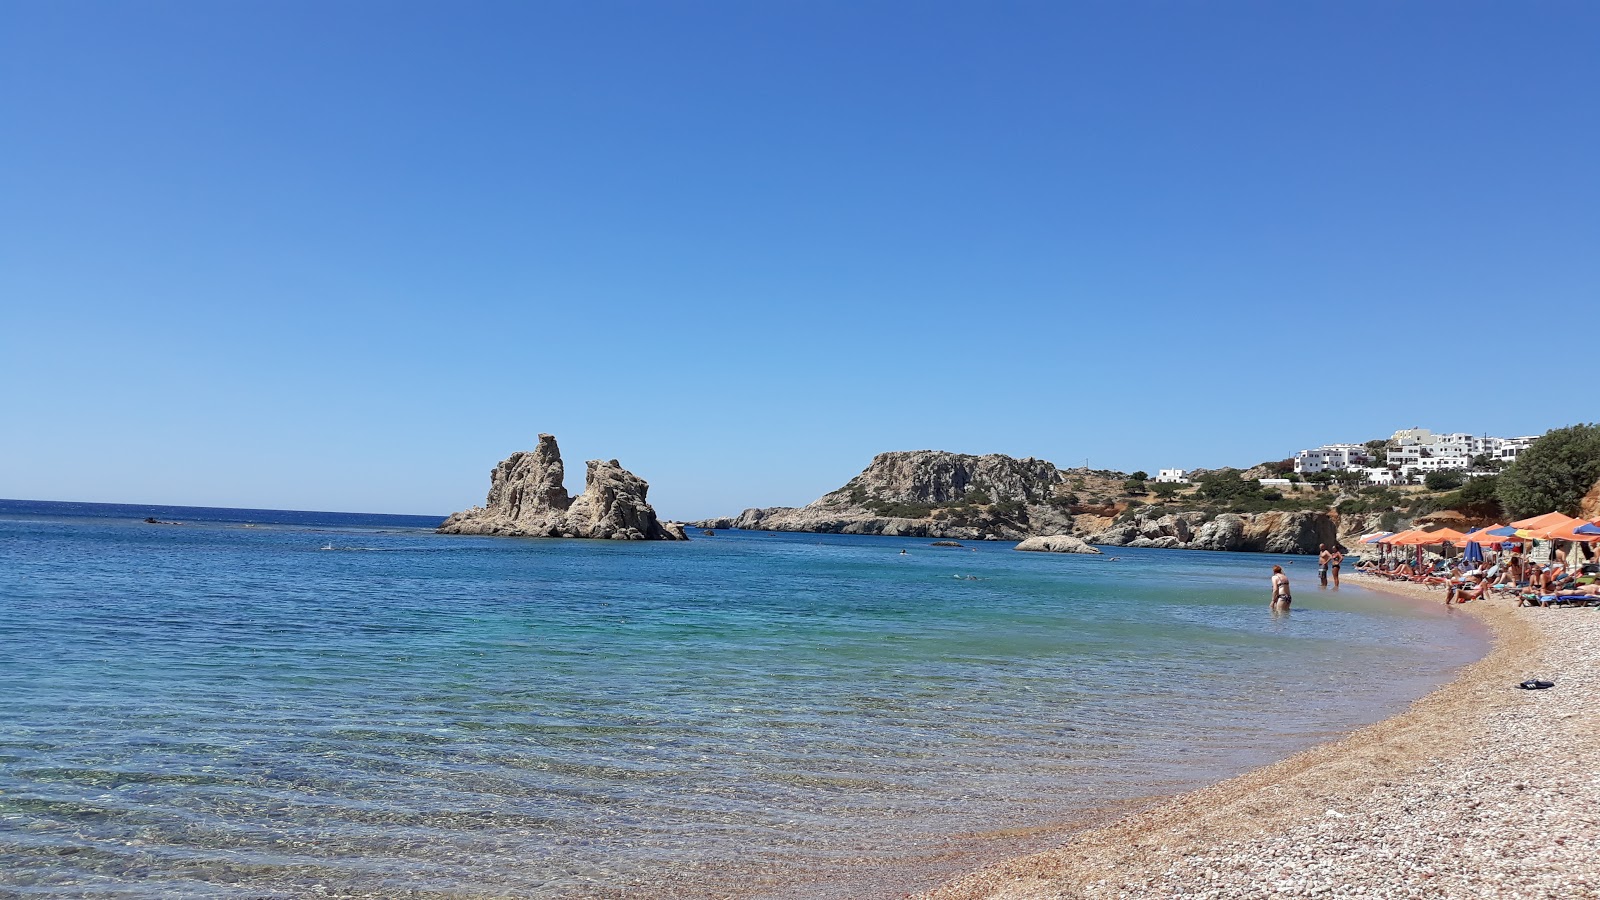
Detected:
[
  {"left": 1271, "top": 564, "right": 1292, "bottom": 608},
  {"left": 1317, "top": 545, "right": 1331, "bottom": 587},
  {"left": 1330, "top": 546, "right": 1344, "bottom": 588}
]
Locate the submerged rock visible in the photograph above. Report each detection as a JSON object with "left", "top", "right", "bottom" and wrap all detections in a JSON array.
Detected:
[{"left": 438, "top": 434, "right": 685, "bottom": 540}]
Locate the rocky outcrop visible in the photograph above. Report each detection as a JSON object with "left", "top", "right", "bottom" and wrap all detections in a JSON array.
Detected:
[
  {"left": 1581, "top": 477, "right": 1600, "bottom": 521},
  {"left": 1015, "top": 535, "right": 1102, "bottom": 554},
  {"left": 693, "top": 449, "right": 1346, "bottom": 554},
  {"left": 439, "top": 434, "right": 685, "bottom": 540},
  {"left": 693, "top": 450, "right": 1100, "bottom": 540},
  {"left": 1088, "top": 509, "right": 1336, "bottom": 554}
]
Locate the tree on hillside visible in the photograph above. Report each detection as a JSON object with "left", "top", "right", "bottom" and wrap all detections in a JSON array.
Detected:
[
  {"left": 1456, "top": 475, "right": 1503, "bottom": 519},
  {"left": 1497, "top": 425, "right": 1600, "bottom": 517},
  {"left": 1196, "top": 470, "right": 1256, "bottom": 502},
  {"left": 1334, "top": 469, "right": 1367, "bottom": 491},
  {"left": 1129, "top": 471, "right": 1148, "bottom": 482},
  {"left": 1151, "top": 481, "right": 1179, "bottom": 499},
  {"left": 1470, "top": 453, "right": 1504, "bottom": 472},
  {"left": 1424, "top": 469, "right": 1465, "bottom": 491}
]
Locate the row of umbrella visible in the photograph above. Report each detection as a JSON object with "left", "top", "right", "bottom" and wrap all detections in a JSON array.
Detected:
[{"left": 1360, "top": 511, "right": 1600, "bottom": 548}]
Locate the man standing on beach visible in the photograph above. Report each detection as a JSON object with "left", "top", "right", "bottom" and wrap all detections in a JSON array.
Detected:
[{"left": 1318, "top": 545, "right": 1331, "bottom": 587}]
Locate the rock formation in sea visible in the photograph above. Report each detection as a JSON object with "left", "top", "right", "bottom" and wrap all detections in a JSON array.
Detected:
[
  {"left": 438, "top": 434, "right": 686, "bottom": 540},
  {"left": 1014, "top": 535, "right": 1102, "bottom": 554}
]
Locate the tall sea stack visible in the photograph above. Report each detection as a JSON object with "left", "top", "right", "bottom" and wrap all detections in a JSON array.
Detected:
[{"left": 438, "top": 434, "right": 686, "bottom": 540}]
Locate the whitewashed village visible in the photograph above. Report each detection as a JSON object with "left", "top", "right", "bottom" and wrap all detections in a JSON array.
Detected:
[{"left": 1157, "top": 427, "right": 1541, "bottom": 488}]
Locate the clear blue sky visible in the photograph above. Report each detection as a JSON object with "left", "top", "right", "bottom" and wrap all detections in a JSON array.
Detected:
[{"left": 3, "top": 2, "right": 1596, "bottom": 518}]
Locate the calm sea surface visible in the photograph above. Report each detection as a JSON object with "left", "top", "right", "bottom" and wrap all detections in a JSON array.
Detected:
[{"left": 0, "top": 500, "right": 1487, "bottom": 898}]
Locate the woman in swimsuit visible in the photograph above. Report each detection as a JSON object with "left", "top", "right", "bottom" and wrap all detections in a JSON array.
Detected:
[
  {"left": 1330, "top": 547, "right": 1344, "bottom": 587},
  {"left": 1270, "top": 564, "right": 1292, "bottom": 608}
]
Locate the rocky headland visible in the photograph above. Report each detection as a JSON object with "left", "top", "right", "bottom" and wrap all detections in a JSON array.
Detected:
[
  {"left": 696, "top": 450, "right": 1094, "bottom": 541},
  {"left": 439, "top": 434, "right": 686, "bottom": 540},
  {"left": 695, "top": 450, "right": 1339, "bottom": 553}
]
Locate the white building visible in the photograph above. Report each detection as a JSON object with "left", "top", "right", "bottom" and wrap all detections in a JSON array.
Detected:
[
  {"left": 1259, "top": 478, "right": 1292, "bottom": 487},
  {"left": 1362, "top": 467, "right": 1400, "bottom": 485},
  {"left": 1293, "top": 444, "right": 1372, "bottom": 475},
  {"left": 1498, "top": 435, "right": 1539, "bottom": 461},
  {"left": 1155, "top": 468, "right": 1189, "bottom": 483},
  {"left": 1412, "top": 455, "right": 1472, "bottom": 472},
  {"left": 1387, "top": 428, "right": 1541, "bottom": 467}
]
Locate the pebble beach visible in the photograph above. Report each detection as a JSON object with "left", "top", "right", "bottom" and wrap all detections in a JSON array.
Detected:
[{"left": 920, "top": 573, "right": 1600, "bottom": 899}]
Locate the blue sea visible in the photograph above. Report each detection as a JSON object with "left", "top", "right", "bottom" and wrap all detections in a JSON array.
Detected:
[{"left": 0, "top": 500, "right": 1487, "bottom": 898}]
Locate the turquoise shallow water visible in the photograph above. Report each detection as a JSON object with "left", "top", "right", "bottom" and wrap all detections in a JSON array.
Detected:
[{"left": 0, "top": 501, "right": 1487, "bottom": 897}]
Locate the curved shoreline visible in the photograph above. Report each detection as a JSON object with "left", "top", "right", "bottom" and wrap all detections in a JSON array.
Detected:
[{"left": 918, "top": 573, "right": 1600, "bottom": 898}]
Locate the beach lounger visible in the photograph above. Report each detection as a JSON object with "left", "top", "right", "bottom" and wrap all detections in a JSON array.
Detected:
[{"left": 1534, "top": 593, "right": 1600, "bottom": 608}]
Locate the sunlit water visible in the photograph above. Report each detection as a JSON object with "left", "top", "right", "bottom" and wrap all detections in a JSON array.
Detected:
[{"left": 0, "top": 500, "right": 1486, "bottom": 897}]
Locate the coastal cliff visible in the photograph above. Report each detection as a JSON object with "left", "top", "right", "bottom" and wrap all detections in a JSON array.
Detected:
[
  {"left": 439, "top": 434, "right": 686, "bottom": 540},
  {"left": 1085, "top": 509, "right": 1339, "bottom": 554}
]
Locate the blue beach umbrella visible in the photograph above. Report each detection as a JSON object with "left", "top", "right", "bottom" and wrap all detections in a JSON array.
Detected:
[
  {"left": 1464, "top": 541, "right": 1484, "bottom": 564},
  {"left": 1577, "top": 523, "right": 1600, "bottom": 536},
  {"left": 1484, "top": 526, "right": 1520, "bottom": 537}
]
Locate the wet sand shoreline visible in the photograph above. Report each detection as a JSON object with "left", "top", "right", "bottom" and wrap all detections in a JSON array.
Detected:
[{"left": 917, "top": 573, "right": 1600, "bottom": 899}]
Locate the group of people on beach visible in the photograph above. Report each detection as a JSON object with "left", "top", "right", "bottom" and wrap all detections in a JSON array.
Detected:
[
  {"left": 1357, "top": 540, "right": 1600, "bottom": 607},
  {"left": 1318, "top": 544, "right": 1344, "bottom": 588}
]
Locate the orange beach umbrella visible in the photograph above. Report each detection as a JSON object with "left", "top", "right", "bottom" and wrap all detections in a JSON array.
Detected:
[
  {"left": 1536, "top": 519, "right": 1600, "bottom": 543},
  {"left": 1387, "top": 530, "right": 1437, "bottom": 546},
  {"left": 1518, "top": 514, "right": 1584, "bottom": 540},
  {"left": 1511, "top": 511, "right": 1577, "bottom": 531}
]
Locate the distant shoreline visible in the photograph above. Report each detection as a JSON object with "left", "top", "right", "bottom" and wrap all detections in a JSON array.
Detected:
[
  {"left": 919, "top": 574, "right": 1599, "bottom": 898},
  {"left": 0, "top": 497, "right": 446, "bottom": 525}
]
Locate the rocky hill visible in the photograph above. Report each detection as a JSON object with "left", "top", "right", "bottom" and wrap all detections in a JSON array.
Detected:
[
  {"left": 439, "top": 434, "right": 686, "bottom": 540},
  {"left": 696, "top": 450, "right": 1115, "bottom": 540},
  {"left": 696, "top": 449, "right": 1340, "bottom": 553}
]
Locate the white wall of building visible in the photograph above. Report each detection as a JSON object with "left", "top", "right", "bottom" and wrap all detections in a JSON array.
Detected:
[{"left": 1293, "top": 443, "right": 1371, "bottom": 474}]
